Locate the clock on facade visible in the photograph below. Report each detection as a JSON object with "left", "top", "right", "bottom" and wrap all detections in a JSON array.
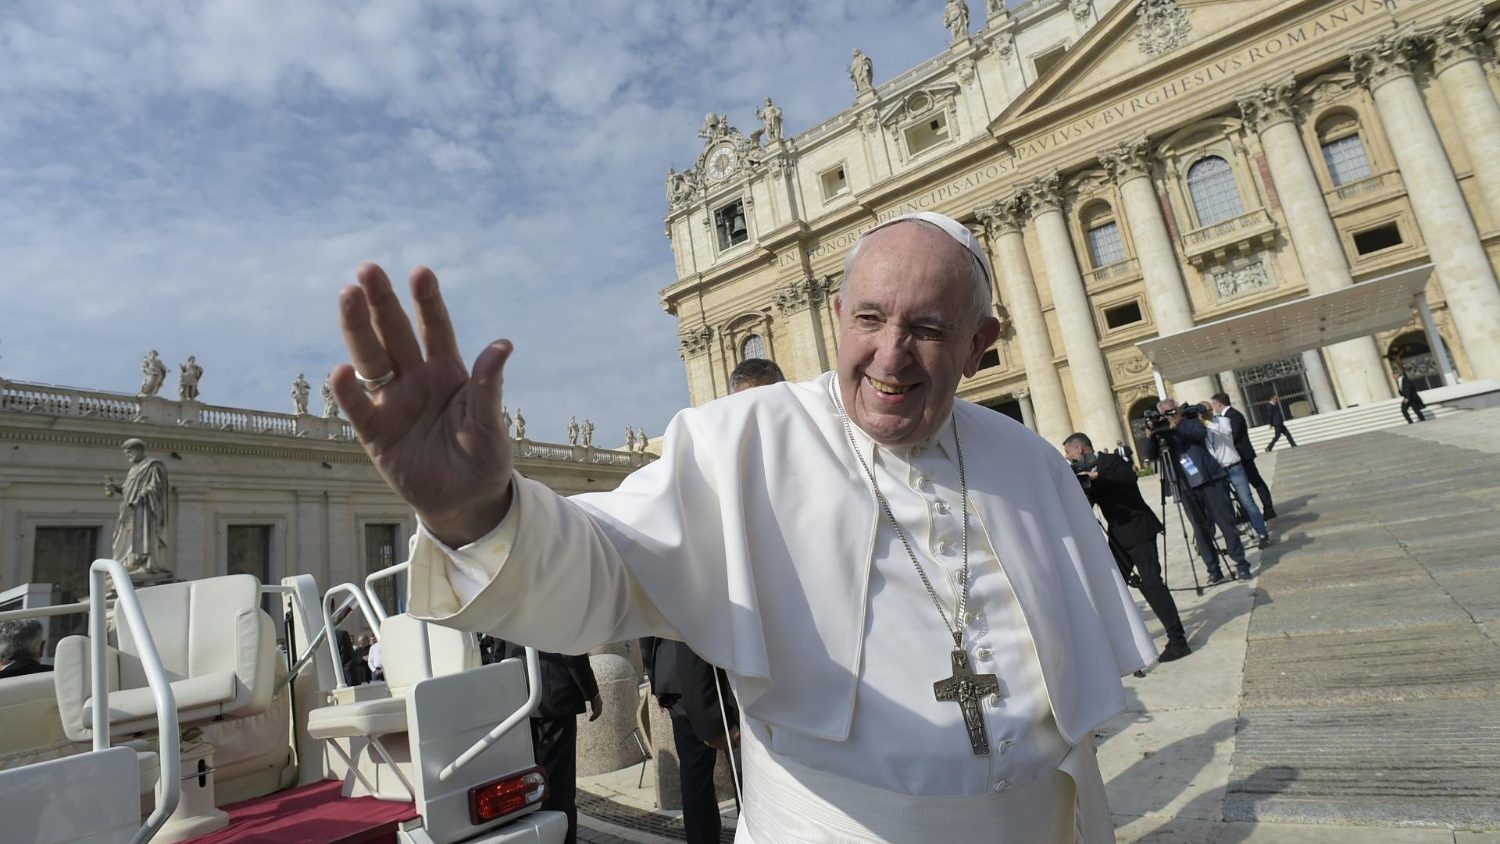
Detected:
[{"left": 706, "top": 144, "right": 739, "bottom": 182}]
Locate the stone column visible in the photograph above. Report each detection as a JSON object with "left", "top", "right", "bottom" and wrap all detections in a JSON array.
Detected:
[
  {"left": 1238, "top": 77, "right": 1394, "bottom": 406},
  {"left": 1014, "top": 389, "right": 1036, "bottom": 431},
  {"left": 326, "top": 492, "right": 353, "bottom": 586},
  {"left": 1022, "top": 174, "right": 1126, "bottom": 447},
  {"left": 679, "top": 326, "right": 719, "bottom": 404},
  {"left": 1432, "top": 11, "right": 1500, "bottom": 229},
  {"left": 772, "top": 277, "right": 832, "bottom": 378},
  {"left": 975, "top": 195, "right": 1073, "bottom": 443},
  {"left": 1352, "top": 32, "right": 1500, "bottom": 382},
  {"left": 174, "top": 488, "right": 209, "bottom": 581},
  {"left": 1300, "top": 349, "right": 1339, "bottom": 415},
  {"left": 1415, "top": 293, "right": 1459, "bottom": 387},
  {"left": 1097, "top": 137, "right": 1216, "bottom": 401}
]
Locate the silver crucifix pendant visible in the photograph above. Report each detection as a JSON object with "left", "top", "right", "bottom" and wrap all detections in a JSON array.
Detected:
[{"left": 933, "top": 646, "right": 1001, "bottom": 756}]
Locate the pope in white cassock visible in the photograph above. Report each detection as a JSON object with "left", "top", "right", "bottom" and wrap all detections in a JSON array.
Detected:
[{"left": 332, "top": 212, "right": 1156, "bottom": 843}]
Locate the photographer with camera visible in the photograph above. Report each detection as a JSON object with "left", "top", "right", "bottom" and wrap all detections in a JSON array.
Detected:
[
  {"left": 1142, "top": 399, "right": 1253, "bottom": 585},
  {"left": 1201, "top": 398, "right": 1271, "bottom": 549},
  {"left": 1064, "top": 433, "right": 1191, "bottom": 663}
]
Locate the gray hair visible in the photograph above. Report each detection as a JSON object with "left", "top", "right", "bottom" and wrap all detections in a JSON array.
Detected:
[
  {"left": 0, "top": 618, "right": 44, "bottom": 663},
  {"left": 838, "top": 219, "right": 993, "bottom": 322}
]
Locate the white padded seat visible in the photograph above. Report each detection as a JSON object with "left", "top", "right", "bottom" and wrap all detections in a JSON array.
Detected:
[
  {"left": 304, "top": 613, "right": 478, "bottom": 741},
  {"left": 53, "top": 574, "right": 278, "bottom": 741}
]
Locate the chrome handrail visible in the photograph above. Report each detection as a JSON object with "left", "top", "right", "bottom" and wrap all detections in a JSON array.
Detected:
[
  {"left": 89, "top": 559, "right": 180, "bottom": 844},
  {"left": 436, "top": 646, "right": 543, "bottom": 783},
  {"left": 363, "top": 560, "right": 410, "bottom": 623},
  {"left": 319, "top": 584, "right": 383, "bottom": 688}
]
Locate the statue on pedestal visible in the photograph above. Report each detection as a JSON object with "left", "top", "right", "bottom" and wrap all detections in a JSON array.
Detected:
[
  {"left": 757, "top": 98, "right": 784, "bottom": 142},
  {"left": 292, "top": 373, "right": 311, "bottom": 415},
  {"left": 104, "top": 438, "right": 170, "bottom": 575},
  {"left": 567, "top": 416, "right": 580, "bottom": 446},
  {"left": 945, "top": 0, "right": 971, "bottom": 43},
  {"left": 625, "top": 427, "right": 636, "bottom": 453},
  {"left": 138, "top": 351, "right": 168, "bottom": 398},
  {"left": 321, "top": 375, "right": 340, "bottom": 419},
  {"left": 502, "top": 405, "right": 514, "bottom": 439},
  {"left": 177, "top": 356, "right": 203, "bottom": 402},
  {"left": 582, "top": 419, "right": 595, "bottom": 449},
  {"left": 514, "top": 409, "right": 527, "bottom": 439},
  {"left": 850, "top": 49, "right": 874, "bottom": 94}
]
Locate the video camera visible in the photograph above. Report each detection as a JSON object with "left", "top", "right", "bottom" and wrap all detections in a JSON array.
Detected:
[
  {"left": 1068, "top": 452, "right": 1098, "bottom": 494},
  {"left": 1141, "top": 402, "right": 1207, "bottom": 437}
]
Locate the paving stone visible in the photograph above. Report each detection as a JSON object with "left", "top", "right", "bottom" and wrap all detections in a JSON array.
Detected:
[
  {"left": 1242, "top": 624, "right": 1500, "bottom": 707},
  {"left": 1250, "top": 552, "right": 1423, "bottom": 593},
  {"left": 1246, "top": 577, "right": 1470, "bottom": 638},
  {"left": 1430, "top": 568, "right": 1500, "bottom": 622},
  {"left": 1226, "top": 700, "right": 1500, "bottom": 827}
]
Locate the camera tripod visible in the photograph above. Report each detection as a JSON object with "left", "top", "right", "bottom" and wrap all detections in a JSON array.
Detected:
[{"left": 1148, "top": 435, "right": 1209, "bottom": 597}]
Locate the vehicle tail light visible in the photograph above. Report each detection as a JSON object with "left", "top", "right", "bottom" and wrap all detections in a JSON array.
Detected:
[{"left": 468, "top": 766, "right": 547, "bottom": 824}]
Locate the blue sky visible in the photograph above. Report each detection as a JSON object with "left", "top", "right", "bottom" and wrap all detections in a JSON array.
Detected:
[{"left": 1, "top": 0, "right": 984, "bottom": 445}]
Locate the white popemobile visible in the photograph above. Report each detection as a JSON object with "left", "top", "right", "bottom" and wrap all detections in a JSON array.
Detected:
[{"left": 0, "top": 557, "right": 567, "bottom": 844}]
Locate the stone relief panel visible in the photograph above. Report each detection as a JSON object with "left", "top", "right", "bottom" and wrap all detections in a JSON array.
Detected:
[
  {"left": 1208, "top": 257, "right": 1276, "bottom": 302},
  {"left": 1135, "top": 0, "right": 1191, "bottom": 59}
]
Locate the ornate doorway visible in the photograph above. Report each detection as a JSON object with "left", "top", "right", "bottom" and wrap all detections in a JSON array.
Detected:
[
  {"left": 1235, "top": 356, "right": 1316, "bottom": 426},
  {"left": 1386, "top": 332, "right": 1445, "bottom": 391}
]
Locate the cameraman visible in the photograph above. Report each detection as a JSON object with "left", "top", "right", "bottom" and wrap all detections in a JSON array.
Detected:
[
  {"left": 1142, "top": 399, "right": 1253, "bottom": 585},
  {"left": 1064, "top": 433, "right": 1191, "bottom": 662}
]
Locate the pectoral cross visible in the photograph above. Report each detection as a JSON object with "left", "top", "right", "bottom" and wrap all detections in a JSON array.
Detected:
[{"left": 933, "top": 646, "right": 1000, "bottom": 756}]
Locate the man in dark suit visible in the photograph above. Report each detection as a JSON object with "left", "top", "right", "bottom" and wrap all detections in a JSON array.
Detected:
[
  {"left": 1264, "top": 394, "right": 1297, "bottom": 451},
  {"left": 1144, "top": 399, "right": 1253, "bottom": 584},
  {"left": 1065, "top": 434, "right": 1190, "bottom": 662},
  {"left": 1210, "top": 393, "right": 1275, "bottom": 519},
  {"left": 1114, "top": 439, "right": 1135, "bottom": 467},
  {"left": 0, "top": 619, "right": 52, "bottom": 679},
  {"left": 642, "top": 638, "right": 739, "bottom": 844},
  {"left": 1397, "top": 368, "right": 1428, "bottom": 423},
  {"left": 481, "top": 637, "right": 601, "bottom": 844}
]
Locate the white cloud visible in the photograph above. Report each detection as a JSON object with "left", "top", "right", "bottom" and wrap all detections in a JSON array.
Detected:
[{"left": 0, "top": 0, "right": 960, "bottom": 443}]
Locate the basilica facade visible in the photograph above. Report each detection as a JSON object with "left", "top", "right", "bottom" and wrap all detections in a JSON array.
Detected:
[{"left": 660, "top": 0, "right": 1500, "bottom": 449}]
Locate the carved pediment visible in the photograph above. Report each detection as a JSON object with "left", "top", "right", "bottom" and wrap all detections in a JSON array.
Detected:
[{"left": 879, "top": 83, "right": 963, "bottom": 128}]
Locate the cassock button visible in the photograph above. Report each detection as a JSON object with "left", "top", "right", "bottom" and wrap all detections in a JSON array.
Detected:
[
  {"left": 916, "top": 475, "right": 931, "bottom": 489},
  {"left": 975, "top": 646, "right": 993, "bottom": 661},
  {"left": 992, "top": 779, "right": 1011, "bottom": 793},
  {"left": 935, "top": 540, "right": 950, "bottom": 555},
  {"left": 997, "top": 739, "right": 1014, "bottom": 754},
  {"left": 935, "top": 500, "right": 951, "bottom": 515}
]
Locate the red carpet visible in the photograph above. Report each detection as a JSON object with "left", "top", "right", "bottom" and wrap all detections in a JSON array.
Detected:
[{"left": 187, "top": 780, "right": 418, "bottom": 844}]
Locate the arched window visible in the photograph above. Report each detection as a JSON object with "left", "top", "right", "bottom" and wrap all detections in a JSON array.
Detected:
[
  {"left": 1186, "top": 156, "right": 1245, "bottom": 227},
  {"left": 740, "top": 333, "right": 767, "bottom": 361},
  {"left": 1387, "top": 332, "right": 1446, "bottom": 391},
  {"left": 1080, "top": 202, "right": 1125, "bottom": 269},
  {"left": 1317, "top": 115, "right": 1373, "bottom": 187}
]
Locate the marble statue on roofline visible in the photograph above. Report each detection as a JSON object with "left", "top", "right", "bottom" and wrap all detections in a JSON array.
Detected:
[
  {"left": 322, "top": 374, "right": 340, "bottom": 419},
  {"left": 292, "top": 373, "right": 311, "bottom": 415},
  {"left": 945, "top": 0, "right": 971, "bottom": 43},
  {"left": 139, "top": 350, "right": 169, "bottom": 398},
  {"left": 502, "top": 405, "right": 514, "bottom": 439},
  {"left": 514, "top": 408, "right": 527, "bottom": 439},
  {"left": 583, "top": 419, "right": 595, "bottom": 449},
  {"left": 178, "top": 355, "right": 203, "bottom": 402},
  {"left": 757, "top": 98, "right": 784, "bottom": 142},
  {"left": 567, "top": 416, "right": 580, "bottom": 446},
  {"left": 850, "top": 49, "right": 874, "bottom": 94},
  {"left": 105, "top": 438, "right": 170, "bottom": 576}
]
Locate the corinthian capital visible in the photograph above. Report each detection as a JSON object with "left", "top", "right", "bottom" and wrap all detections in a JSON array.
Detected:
[
  {"left": 1236, "top": 76, "right": 1299, "bottom": 134},
  {"left": 1097, "top": 137, "right": 1155, "bottom": 184},
  {"left": 1432, "top": 9, "right": 1486, "bottom": 73},
  {"left": 773, "top": 277, "right": 826, "bottom": 314},
  {"left": 1349, "top": 28, "right": 1422, "bottom": 90},
  {"left": 974, "top": 194, "right": 1027, "bottom": 236},
  {"left": 1020, "top": 173, "right": 1064, "bottom": 217}
]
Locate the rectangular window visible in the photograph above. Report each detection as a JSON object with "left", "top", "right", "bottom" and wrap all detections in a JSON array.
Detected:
[
  {"left": 365, "top": 523, "right": 403, "bottom": 615},
  {"left": 904, "top": 114, "right": 950, "bottom": 157},
  {"left": 1104, "top": 302, "right": 1144, "bottom": 330},
  {"left": 1321, "top": 135, "right": 1373, "bottom": 186},
  {"left": 713, "top": 199, "right": 748, "bottom": 250},
  {"left": 978, "top": 349, "right": 1001, "bottom": 370},
  {"left": 1352, "top": 222, "right": 1402, "bottom": 255},
  {"left": 820, "top": 165, "right": 849, "bottom": 200},
  {"left": 1084, "top": 222, "right": 1126, "bottom": 268},
  {"left": 1032, "top": 46, "right": 1067, "bottom": 78},
  {"left": 227, "top": 524, "right": 276, "bottom": 625},
  {"left": 32, "top": 526, "right": 100, "bottom": 652}
]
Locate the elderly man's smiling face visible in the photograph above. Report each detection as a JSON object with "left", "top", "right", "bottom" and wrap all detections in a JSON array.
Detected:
[{"left": 834, "top": 221, "right": 1000, "bottom": 446}]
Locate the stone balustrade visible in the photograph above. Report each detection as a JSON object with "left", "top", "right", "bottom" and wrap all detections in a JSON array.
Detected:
[
  {"left": 0, "top": 378, "right": 650, "bottom": 466},
  {"left": 1180, "top": 208, "right": 1277, "bottom": 265},
  {"left": 1325, "top": 170, "right": 1403, "bottom": 205},
  {"left": 1011, "top": 0, "right": 1062, "bottom": 23},
  {"left": 1084, "top": 257, "right": 1141, "bottom": 287}
]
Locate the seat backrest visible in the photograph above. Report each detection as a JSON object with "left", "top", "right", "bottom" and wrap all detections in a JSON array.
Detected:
[
  {"left": 116, "top": 574, "right": 261, "bottom": 688},
  {"left": 376, "top": 614, "right": 479, "bottom": 692}
]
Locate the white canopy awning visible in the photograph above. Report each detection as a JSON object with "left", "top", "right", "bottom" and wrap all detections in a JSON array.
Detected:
[{"left": 1136, "top": 264, "right": 1434, "bottom": 382}]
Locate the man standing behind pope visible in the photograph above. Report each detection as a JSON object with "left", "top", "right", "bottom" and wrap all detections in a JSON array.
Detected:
[{"left": 332, "top": 212, "right": 1155, "bottom": 843}]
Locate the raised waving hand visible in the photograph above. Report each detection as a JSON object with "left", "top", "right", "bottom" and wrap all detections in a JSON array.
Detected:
[{"left": 334, "top": 264, "right": 513, "bottom": 547}]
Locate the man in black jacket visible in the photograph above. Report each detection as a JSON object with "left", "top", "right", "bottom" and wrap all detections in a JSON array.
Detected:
[
  {"left": 1397, "top": 367, "right": 1428, "bottom": 423},
  {"left": 1210, "top": 393, "right": 1275, "bottom": 519},
  {"left": 1143, "top": 399, "right": 1253, "bottom": 584},
  {"left": 642, "top": 637, "right": 738, "bottom": 844},
  {"left": 1064, "top": 434, "right": 1190, "bottom": 662},
  {"left": 480, "top": 637, "right": 601, "bottom": 844},
  {"left": 0, "top": 619, "right": 52, "bottom": 679},
  {"left": 1264, "top": 394, "right": 1297, "bottom": 451}
]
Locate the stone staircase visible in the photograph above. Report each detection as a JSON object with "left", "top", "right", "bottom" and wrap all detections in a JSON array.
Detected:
[{"left": 1246, "top": 380, "right": 1498, "bottom": 451}]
